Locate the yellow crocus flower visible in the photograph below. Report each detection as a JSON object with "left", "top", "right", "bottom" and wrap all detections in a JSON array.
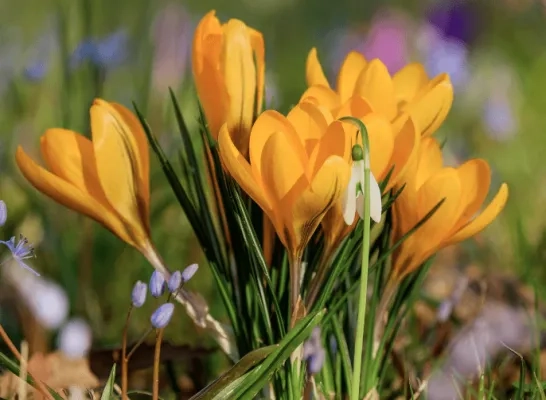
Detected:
[
  {"left": 304, "top": 48, "right": 453, "bottom": 138},
  {"left": 390, "top": 137, "right": 509, "bottom": 282},
  {"left": 192, "top": 10, "right": 265, "bottom": 157},
  {"left": 15, "top": 99, "right": 237, "bottom": 359}
]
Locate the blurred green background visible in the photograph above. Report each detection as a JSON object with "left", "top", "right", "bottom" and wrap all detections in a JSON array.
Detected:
[{"left": 0, "top": 0, "right": 545, "bottom": 387}]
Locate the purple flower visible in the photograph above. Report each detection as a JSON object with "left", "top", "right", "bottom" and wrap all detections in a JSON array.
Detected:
[
  {"left": 181, "top": 263, "right": 199, "bottom": 283},
  {"left": 427, "top": 1, "right": 478, "bottom": 45},
  {"left": 0, "top": 234, "right": 38, "bottom": 276},
  {"left": 69, "top": 30, "right": 129, "bottom": 70},
  {"left": 303, "top": 327, "right": 326, "bottom": 375},
  {"left": 167, "top": 271, "right": 182, "bottom": 293},
  {"left": 149, "top": 270, "right": 166, "bottom": 298},
  {"left": 151, "top": 303, "right": 175, "bottom": 329},
  {"left": 131, "top": 281, "right": 147, "bottom": 307},
  {"left": 482, "top": 94, "right": 517, "bottom": 141}
]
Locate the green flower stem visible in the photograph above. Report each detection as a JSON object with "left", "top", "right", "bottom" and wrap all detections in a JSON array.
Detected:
[{"left": 350, "top": 152, "right": 372, "bottom": 400}]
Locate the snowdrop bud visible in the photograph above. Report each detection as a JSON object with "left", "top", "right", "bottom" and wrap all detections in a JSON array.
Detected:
[
  {"left": 131, "top": 281, "right": 147, "bottom": 307},
  {"left": 0, "top": 200, "right": 7, "bottom": 227},
  {"left": 351, "top": 144, "right": 364, "bottom": 161},
  {"left": 27, "top": 280, "right": 69, "bottom": 330},
  {"left": 58, "top": 318, "right": 92, "bottom": 359},
  {"left": 151, "top": 303, "right": 175, "bottom": 329},
  {"left": 181, "top": 263, "right": 199, "bottom": 283},
  {"left": 167, "top": 271, "right": 182, "bottom": 293},
  {"left": 149, "top": 270, "right": 166, "bottom": 298}
]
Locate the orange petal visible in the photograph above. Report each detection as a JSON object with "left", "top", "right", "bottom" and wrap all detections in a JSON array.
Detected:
[
  {"left": 218, "top": 124, "right": 272, "bottom": 213},
  {"left": 446, "top": 183, "right": 509, "bottom": 245},
  {"left": 307, "top": 120, "right": 351, "bottom": 177},
  {"left": 299, "top": 85, "right": 341, "bottom": 112},
  {"left": 362, "top": 114, "right": 394, "bottom": 180},
  {"left": 407, "top": 73, "right": 453, "bottom": 137},
  {"left": 336, "top": 51, "right": 367, "bottom": 103},
  {"left": 15, "top": 146, "right": 135, "bottom": 246},
  {"left": 450, "top": 159, "right": 491, "bottom": 234},
  {"left": 287, "top": 101, "right": 333, "bottom": 156},
  {"left": 306, "top": 48, "right": 330, "bottom": 88},
  {"left": 335, "top": 96, "right": 374, "bottom": 119},
  {"left": 386, "top": 116, "right": 419, "bottom": 191},
  {"left": 414, "top": 137, "right": 444, "bottom": 188},
  {"left": 392, "top": 63, "right": 429, "bottom": 103},
  {"left": 353, "top": 59, "right": 397, "bottom": 120},
  {"left": 90, "top": 99, "right": 149, "bottom": 243},
  {"left": 222, "top": 19, "right": 257, "bottom": 156}
]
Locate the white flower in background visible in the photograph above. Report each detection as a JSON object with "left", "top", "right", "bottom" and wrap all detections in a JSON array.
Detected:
[
  {"left": 58, "top": 318, "right": 92, "bottom": 359},
  {"left": 482, "top": 93, "right": 517, "bottom": 141}
]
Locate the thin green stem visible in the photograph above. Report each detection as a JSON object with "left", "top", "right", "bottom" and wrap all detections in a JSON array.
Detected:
[{"left": 350, "top": 159, "right": 372, "bottom": 400}]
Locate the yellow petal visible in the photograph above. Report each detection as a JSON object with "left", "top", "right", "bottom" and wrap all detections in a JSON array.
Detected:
[
  {"left": 218, "top": 124, "right": 272, "bottom": 213},
  {"left": 392, "top": 63, "right": 429, "bottom": 103},
  {"left": 336, "top": 51, "right": 367, "bottom": 103},
  {"left": 362, "top": 114, "right": 394, "bottom": 180},
  {"left": 222, "top": 19, "right": 257, "bottom": 156},
  {"left": 386, "top": 116, "right": 419, "bottom": 191},
  {"left": 90, "top": 99, "right": 149, "bottom": 242},
  {"left": 248, "top": 27, "right": 265, "bottom": 115},
  {"left": 249, "top": 110, "right": 307, "bottom": 181},
  {"left": 407, "top": 73, "right": 453, "bottom": 137},
  {"left": 300, "top": 85, "right": 341, "bottom": 112},
  {"left": 446, "top": 183, "right": 509, "bottom": 245},
  {"left": 353, "top": 59, "right": 397, "bottom": 120},
  {"left": 40, "top": 129, "right": 112, "bottom": 207},
  {"left": 293, "top": 155, "right": 351, "bottom": 252},
  {"left": 287, "top": 101, "right": 333, "bottom": 155},
  {"left": 192, "top": 11, "right": 228, "bottom": 137},
  {"left": 110, "top": 102, "right": 150, "bottom": 223},
  {"left": 306, "top": 48, "right": 330, "bottom": 88},
  {"left": 414, "top": 137, "right": 444, "bottom": 188},
  {"left": 450, "top": 159, "right": 491, "bottom": 234},
  {"left": 15, "top": 146, "right": 135, "bottom": 246},
  {"left": 335, "top": 96, "right": 374, "bottom": 119},
  {"left": 415, "top": 168, "right": 463, "bottom": 261},
  {"left": 307, "top": 120, "right": 351, "bottom": 177}
]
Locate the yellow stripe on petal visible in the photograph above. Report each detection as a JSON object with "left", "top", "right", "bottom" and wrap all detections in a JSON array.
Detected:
[
  {"left": 90, "top": 100, "right": 149, "bottom": 243},
  {"left": 15, "top": 147, "right": 135, "bottom": 247},
  {"left": 446, "top": 183, "right": 509, "bottom": 246},
  {"left": 336, "top": 52, "right": 367, "bottom": 104},
  {"left": 306, "top": 48, "right": 330, "bottom": 88}
]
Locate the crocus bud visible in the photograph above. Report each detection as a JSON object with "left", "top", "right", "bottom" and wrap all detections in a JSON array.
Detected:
[
  {"left": 131, "top": 281, "right": 147, "bottom": 307},
  {"left": 181, "top": 263, "right": 199, "bottom": 283},
  {"left": 151, "top": 303, "right": 175, "bottom": 329},
  {"left": 167, "top": 271, "right": 182, "bottom": 293},
  {"left": 149, "top": 270, "right": 165, "bottom": 298}
]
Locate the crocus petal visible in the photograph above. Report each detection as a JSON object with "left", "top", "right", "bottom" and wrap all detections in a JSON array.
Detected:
[
  {"left": 362, "top": 114, "right": 394, "bottom": 180},
  {"left": 248, "top": 27, "right": 265, "bottom": 115},
  {"left": 90, "top": 100, "right": 149, "bottom": 242},
  {"left": 300, "top": 85, "right": 341, "bottom": 112},
  {"left": 336, "top": 51, "right": 367, "bottom": 103},
  {"left": 386, "top": 116, "right": 419, "bottom": 191},
  {"left": 414, "top": 137, "right": 444, "bottom": 189},
  {"left": 222, "top": 19, "right": 257, "bottom": 157},
  {"left": 451, "top": 159, "right": 491, "bottom": 233},
  {"left": 407, "top": 73, "right": 453, "bottom": 137},
  {"left": 15, "top": 147, "right": 135, "bottom": 246},
  {"left": 308, "top": 120, "right": 352, "bottom": 177},
  {"left": 356, "top": 170, "right": 382, "bottom": 223},
  {"left": 353, "top": 59, "right": 397, "bottom": 120},
  {"left": 335, "top": 96, "right": 374, "bottom": 120},
  {"left": 306, "top": 48, "right": 330, "bottom": 88},
  {"left": 446, "top": 183, "right": 509, "bottom": 245},
  {"left": 218, "top": 124, "right": 272, "bottom": 213},
  {"left": 392, "top": 63, "right": 429, "bottom": 104},
  {"left": 287, "top": 101, "right": 333, "bottom": 156}
]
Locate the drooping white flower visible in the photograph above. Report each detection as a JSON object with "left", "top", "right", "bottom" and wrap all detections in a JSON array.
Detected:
[{"left": 341, "top": 159, "right": 382, "bottom": 225}]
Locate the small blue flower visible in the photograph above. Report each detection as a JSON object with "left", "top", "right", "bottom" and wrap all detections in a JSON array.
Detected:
[
  {"left": 69, "top": 30, "right": 129, "bottom": 71},
  {"left": 167, "top": 271, "right": 182, "bottom": 293},
  {"left": 0, "top": 234, "right": 39, "bottom": 276},
  {"left": 151, "top": 303, "right": 175, "bottom": 329},
  {"left": 303, "top": 327, "right": 325, "bottom": 375},
  {"left": 149, "top": 270, "right": 166, "bottom": 298},
  {"left": 23, "top": 61, "right": 49, "bottom": 82},
  {"left": 0, "top": 200, "right": 6, "bottom": 227},
  {"left": 181, "top": 263, "right": 199, "bottom": 283},
  {"left": 131, "top": 281, "right": 147, "bottom": 308}
]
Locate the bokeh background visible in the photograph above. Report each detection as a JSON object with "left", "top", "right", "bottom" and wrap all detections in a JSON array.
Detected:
[{"left": 0, "top": 0, "right": 545, "bottom": 392}]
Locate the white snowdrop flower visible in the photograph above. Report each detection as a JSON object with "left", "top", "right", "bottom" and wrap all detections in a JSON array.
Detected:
[{"left": 58, "top": 318, "right": 92, "bottom": 359}]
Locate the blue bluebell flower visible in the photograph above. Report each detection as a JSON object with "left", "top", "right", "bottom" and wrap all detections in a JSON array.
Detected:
[
  {"left": 131, "top": 280, "right": 147, "bottom": 308},
  {"left": 0, "top": 234, "right": 39, "bottom": 276},
  {"left": 149, "top": 270, "right": 166, "bottom": 298},
  {"left": 181, "top": 263, "right": 199, "bottom": 283},
  {"left": 167, "top": 271, "right": 182, "bottom": 293},
  {"left": 151, "top": 303, "right": 175, "bottom": 329}
]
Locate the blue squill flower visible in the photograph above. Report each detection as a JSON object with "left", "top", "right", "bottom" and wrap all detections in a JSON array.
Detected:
[
  {"left": 151, "top": 303, "right": 175, "bottom": 329},
  {"left": 23, "top": 61, "right": 49, "bottom": 82},
  {"left": 69, "top": 30, "right": 129, "bottom": 70},
  {"left": 0, "top": 234, "right": 39, "bottom": 276}
]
